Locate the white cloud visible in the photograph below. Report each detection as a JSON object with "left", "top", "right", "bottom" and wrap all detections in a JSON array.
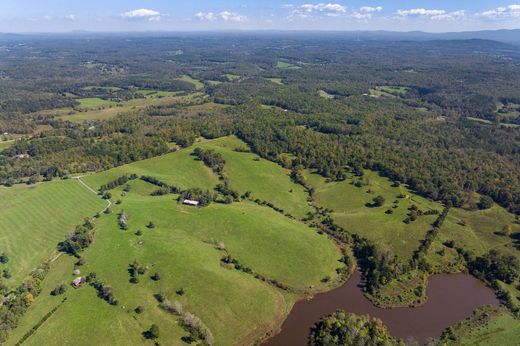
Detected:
[
  {"left": 65, "top": 14, "right": 76, "bottom": 21},
  {"left": 352, "top": 6, "right": 383, "bottom": 20},
  {"left": 360, "top": 6, "right": 383, "bottom": 13},
  {"left": 195, "top": 11, "right": 247, "bottom": 22},
  {"left": 397, "top": 8, "right": 465, "bottom": 20},
  {"left": 121, "top": 9, "right": 163, "bottom": 21},
  {"left": 480, "top": 4, "right": 520, "bottom": 19},
  {"left": 430, "top": 10, "right": 465, "bottom": 21},
  {"left": 289, "top": 3, "right": 347, "bottom": 19},
  {"left": 397, "top": 9, "right": 447, "bottom": 17}
]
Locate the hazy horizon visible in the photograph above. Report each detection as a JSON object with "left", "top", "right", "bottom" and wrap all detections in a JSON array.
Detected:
[{"left": 0, "top": 1, "right": 519, "bottom": 33}]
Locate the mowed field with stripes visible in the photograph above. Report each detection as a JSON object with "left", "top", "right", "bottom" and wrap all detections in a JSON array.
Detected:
[{"left": 0, "top": 180, "right": 105, "bottom": 284}]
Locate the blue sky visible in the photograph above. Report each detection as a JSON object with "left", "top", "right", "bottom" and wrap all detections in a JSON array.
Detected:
[{"left": 0, "top": 1, "right": 519, "bottom": 32}]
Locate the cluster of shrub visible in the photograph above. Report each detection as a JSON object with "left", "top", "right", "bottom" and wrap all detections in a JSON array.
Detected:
[
  {"left": 155, "top": 293, "right": 214, "bottom": 345},
  {"left": 410, "top": 206, "right": 450, "bottom": 271},
  {"left": 99, "top": 174, "right": 138, "bottom": 193},
  {"left": 221, "top": 254, "right": 291, "bottom": 291},
  {"left": 309, "top": 310, "right": 400, "bottom": 346},
  {"left": 0, "top": 252, "right": 9, "bottom": 279},
  {"left": 0, "top": 261, "right": 50, "bottom": 342},
  {"left": 128, "top": 260, "right": 148, "bottom": 284},
  {"left": 193, "top": 147, "right": 225, "bottom": 174},
  {"left": 58, "top": 218, "right": 95, "bottom": 256},
  {"left": 87, "top": 273, "right": 118, "bottom": 306}
]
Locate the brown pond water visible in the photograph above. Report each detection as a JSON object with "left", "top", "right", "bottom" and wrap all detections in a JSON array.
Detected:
[{"left": 263, "top": 272, "right": 498, "bottom": 346}]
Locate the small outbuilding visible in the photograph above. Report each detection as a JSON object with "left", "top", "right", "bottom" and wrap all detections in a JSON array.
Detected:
[
  {"left": 182, "top": 199, "right": 199, "bottom": 207},
  {"left": 72, "top": 277, "right": 85, "bottom": 288}
]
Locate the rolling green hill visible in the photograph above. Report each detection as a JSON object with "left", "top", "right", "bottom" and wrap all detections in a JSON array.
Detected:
[{"left": 0, "top": 180, "right": 105, "bottom": 285}]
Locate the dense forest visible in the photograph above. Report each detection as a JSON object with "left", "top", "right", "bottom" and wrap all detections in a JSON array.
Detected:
[{"left": 0, "top": 33, "right": 519, "bottom": 214}]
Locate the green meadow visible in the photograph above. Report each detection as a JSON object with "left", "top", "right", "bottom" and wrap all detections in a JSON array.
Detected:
[
  {"left": 178, "top": 75, "right": 204, "bottom": 90},
  {"left": 305, "top": 170, "right": 442, "bottom": 260},
  {"left": 4, "top": 135, "right": 519, "bottom": 345},
  {"left": 0, "top": 180, "right": 105, "bottom": 285},
  {"left": 449, "top": 307, "right": 520, "bottom": 346},
  {"left": 7, "top": 137, "right": 341, "bottom": 345},
  {"left": 197, "top": 136, "right": 313, "bottom": 220},
  {"left": 77, "top": 97, "right": 118, "bottom": 109},
  {"left": 83, "top": 146, "right": 219, "bottom": 191}
]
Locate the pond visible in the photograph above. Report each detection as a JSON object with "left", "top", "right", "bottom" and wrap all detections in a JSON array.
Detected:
[{"left": 264, "top": 271, "right": 498, "bottom": 345}]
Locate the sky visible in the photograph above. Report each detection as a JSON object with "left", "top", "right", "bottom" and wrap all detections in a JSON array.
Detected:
[{"left": 0, "top": 1, "right": 519, "bottom": 33}]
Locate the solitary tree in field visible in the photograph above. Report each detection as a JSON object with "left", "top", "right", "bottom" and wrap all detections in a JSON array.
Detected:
[
  {"left": 0, "top": 253, "right": 8, "bottom": 263},
  {"left": 372, "top": 195, "right": 385, "bottom": 207},
  {"left": 146, "top": 324, "right": 160, "bottom": 339}
]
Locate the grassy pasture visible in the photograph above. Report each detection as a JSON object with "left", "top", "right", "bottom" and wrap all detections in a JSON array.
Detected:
[
  {"left": 83, "top": 146, "right": 219, "bottom": 191},
  {"left": 430, "top": 204, "right": 520, "bottom": 309},
  {"left": 0, "top": 180, "right": 105, "bottom": 285},
  {"left": 178, "top": 75, "right": 204, "bottom": 90},
  {"left": 448, "top": 307, "right": 520, "bottom": 346},
  {"left": 77, "top": 98, "right": 118, "bottom": 109},
  {"left": 197, "top": 136, "right": 313, "bottom": 220},
  {"left": 9, "top": 153, "right": 341, "bottom": 345},
  {"left": 304, "top": 170, "right": 443, "bottom": 260}
]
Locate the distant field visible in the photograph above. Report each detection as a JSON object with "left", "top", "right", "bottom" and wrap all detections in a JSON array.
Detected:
[
  {"left": 378, "top": 86, "right": 409, "bottom": 95},
  {"left": 223, "top": 73, "right": 240, "bottom": 81},
  {"left": 0, "top": 141, "right": 14, "bottom": 151},
  {"left": 0, "top": 180, "right": 105, "bottom": 285},
  {"left": 56, "top": 93, "right": 203, "bottom": 123},
  {"left": 318, "top": 90, "right": 334, "bottom": 99},
  {"left": 369, "top": 86, "right": 409, "bottom": 98},
  {"left": 266, "top": 77, "right": 284, "bottom": 85},
  {"left": 198, "top": 136, "right": 313, "bottom": 220},
  {"left": 276, "top": 60, "right": 301, "bottom": 69},
  {"left": 305, "top": 170, "right": 442, "bottom": 260},
  {"left": 82, "top": 86, "right": 122, "bottom": 92},
  {"left": 135, "top": 89, "right": 181, "bottom": 99},
  {"left": 77, "top": 97, "right": 117, "bottom": 108},
  {"left": 178, "top": 75, "right": 204, "bottom": 90}
]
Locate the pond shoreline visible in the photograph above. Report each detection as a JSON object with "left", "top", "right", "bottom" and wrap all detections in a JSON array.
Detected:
[{"left": 262, "top": 271, "right": 498, "bottom": 345}]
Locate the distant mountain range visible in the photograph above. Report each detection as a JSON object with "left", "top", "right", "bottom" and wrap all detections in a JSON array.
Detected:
[
  {"left": 0, "top": 29, "right": 519, "bottom": 45},
  {"left": 336, "top": 29, "right": 520, "bottom": 44}
]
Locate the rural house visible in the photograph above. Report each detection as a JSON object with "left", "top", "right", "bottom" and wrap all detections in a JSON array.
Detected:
[{"left": 182, "top": 199, "right": 199, "bottom": 206}]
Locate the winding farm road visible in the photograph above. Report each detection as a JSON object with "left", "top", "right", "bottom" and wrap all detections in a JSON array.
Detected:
[{"left": 74, "top": 175, "right": 112, "bottom": 212}]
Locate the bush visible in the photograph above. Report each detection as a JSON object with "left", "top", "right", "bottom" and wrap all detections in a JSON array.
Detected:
[{"left": 50, "top": 284, "right": 67, "bottom": 296}]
